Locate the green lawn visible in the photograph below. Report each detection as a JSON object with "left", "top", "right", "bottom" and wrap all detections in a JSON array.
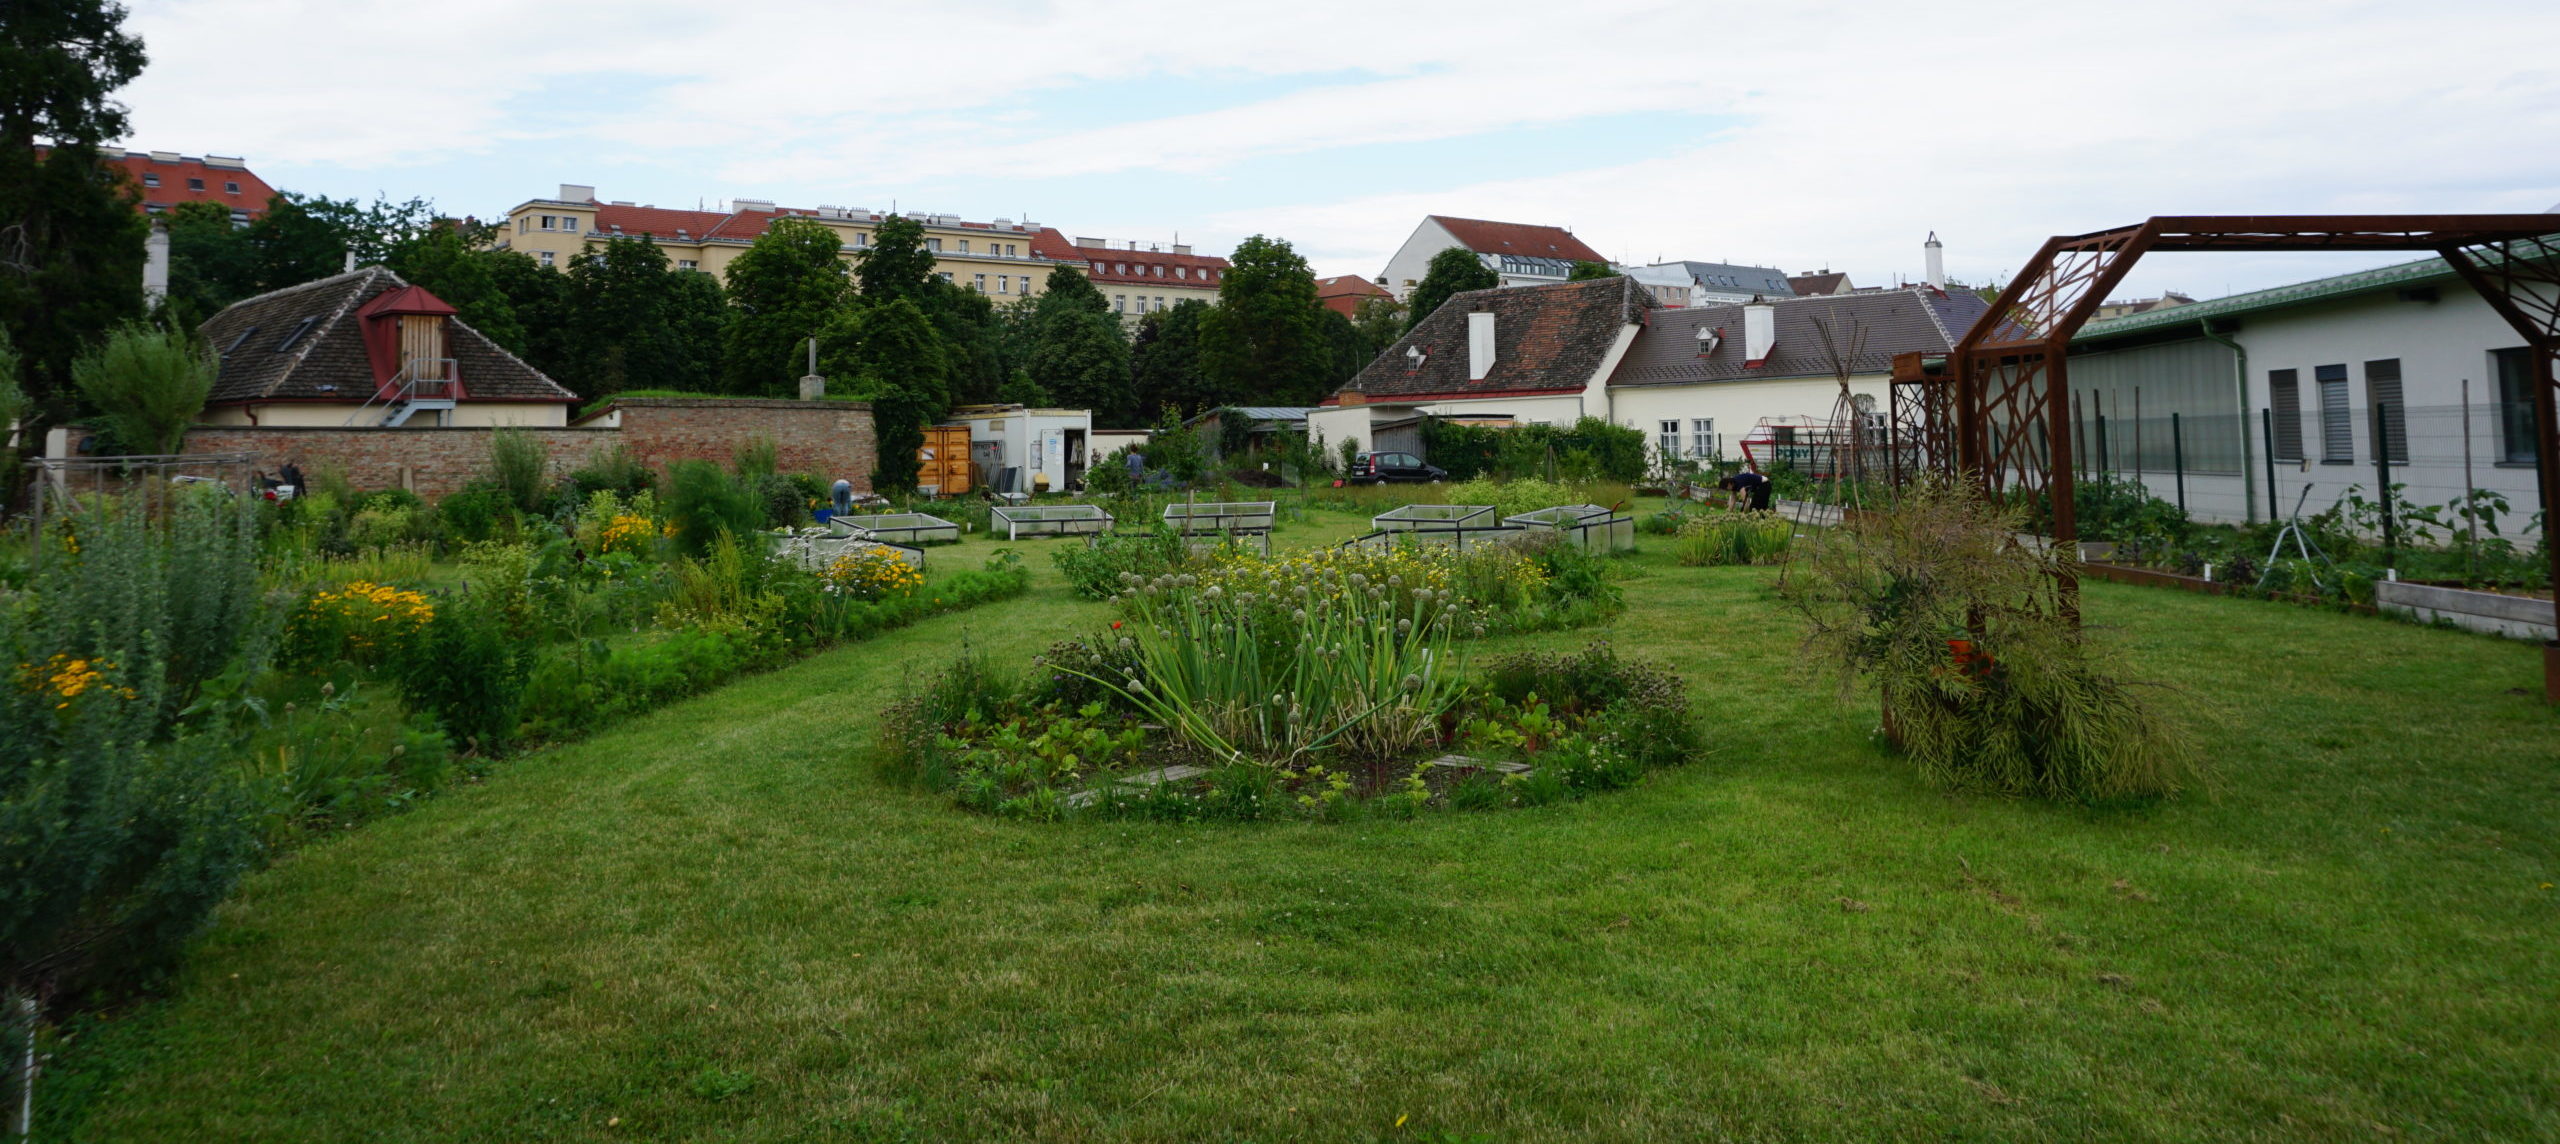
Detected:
[{"left": 53, "top": 510, "right": 2560, "bottom": 1142}]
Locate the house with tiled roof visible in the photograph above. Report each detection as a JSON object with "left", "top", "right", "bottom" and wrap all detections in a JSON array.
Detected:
[
  {"left": 1307, "top": 276, "right": 1653, "bottom": 457},
  {"left": 195, "top": 267, "right": 579, "bottom": 428},
  {"left": 1603, "top": 286, "right": 1991, "bottom": 467},
  {"left": 1787, "top": 270, "right": 1854, "bottom": 296},
  {"left": 1648, "top": 260, "right": 1797, "bottom": 306},
  {"left": 495, "top": 185, "right": 1066, "bottom": 302},
  {"left": 1378, "top": 216, "right": 1611, "bottom": 303},
  {"left": 1316, "top": 274, "right": 1392, "bottom": 317},
  {"left": 33, "top": 148, "right": 278, "bottom": 224},
  {"left": 1028, "top": 229, "right": 1230, "bottom": 323}
]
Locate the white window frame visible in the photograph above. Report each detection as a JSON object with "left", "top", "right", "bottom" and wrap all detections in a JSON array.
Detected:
[
  {"left": 539, "top": 250, "right": 555, "bottom": 267},
  {"left": 1658, "top": 420, "right": 1681, "bottom": 459},
  {"left": 562, "top": 217, "right": 578, "bottom": 233}
]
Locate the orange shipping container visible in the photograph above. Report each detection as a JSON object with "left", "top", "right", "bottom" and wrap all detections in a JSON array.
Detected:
[{"left": 917, "top": 425, "right": 972, "bottom": 495}]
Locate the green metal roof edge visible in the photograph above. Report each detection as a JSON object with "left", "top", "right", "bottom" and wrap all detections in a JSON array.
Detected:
[{"left": 2074, "top": 255, "right": 2456, "bottom": 342}]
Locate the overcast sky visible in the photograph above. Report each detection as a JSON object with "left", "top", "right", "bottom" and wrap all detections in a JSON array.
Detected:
[{"left": 117, "top": 0, "right": 2560, "bottom": 301}]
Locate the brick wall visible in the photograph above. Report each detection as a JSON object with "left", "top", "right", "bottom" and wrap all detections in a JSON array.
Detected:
[{"left": 178, "top": 398, "right": 876, "bottom": 499}]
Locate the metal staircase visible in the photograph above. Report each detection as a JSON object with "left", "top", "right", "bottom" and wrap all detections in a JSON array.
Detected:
[{"left": 347, "top": 358, "right": 459, "bottom": 427}]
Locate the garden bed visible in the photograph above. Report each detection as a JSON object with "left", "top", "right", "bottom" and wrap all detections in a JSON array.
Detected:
[
  {"left": 2375, "top": 579, "right": 2559, "bottom": 641},
  {"left": 829, "top": 511, "right": 961, "bottom": 545},
  {"left": 992, "top": 503, "right": 1114, "bottom": 539},
  {"left": 1506, "top": 504, "right": 1636, "bottom": 552}
]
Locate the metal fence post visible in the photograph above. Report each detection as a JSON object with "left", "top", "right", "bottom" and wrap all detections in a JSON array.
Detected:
[
  {"left": 2372, "top": 400, "right": 2396, "bottom": 571},
  {"left": 2262, "top": 408, "right": 2279, "bottom": 529},
  {"left": 2171, "top": 412, "right": 2186, "bottom": 514},
  {"left": 2461, "top": 378, "right": 2478, "bottom": 584}
]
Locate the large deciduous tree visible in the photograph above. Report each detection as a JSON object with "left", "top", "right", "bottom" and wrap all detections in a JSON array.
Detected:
[
  {"left": 1025, "top": 265, "right": 1132, "bottom": 423},
  {"left": 1198, "top": 234, "right": 1328, "bottom": 406},
  {"left": 0, "top": 0, "right": 150, "bottom": 425},
  {"left": 854, "top": 214, "right": 936, "bottom": 304},
  {"left": 820, "top": 296, "right": 949, "bottom": 493},
  {"left": 1129, "top": 298, "right": 1209, "bottom": 420},
  {"left": 721, "top": 215, "right": 849, "bottom": 396},
  {"left": 386, "top": 221, "right": 526, "bottom": 354},
  {"left": 1405, "top": 246, "right": 1498, "bottom": 332},
  {"left": 559, "top": 237, "right": 725, "bottom": 400}
]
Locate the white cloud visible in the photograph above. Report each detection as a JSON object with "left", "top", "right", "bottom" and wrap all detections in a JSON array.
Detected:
[{"left": 118, "top": 0, "right": 2560, "bottom": 298}]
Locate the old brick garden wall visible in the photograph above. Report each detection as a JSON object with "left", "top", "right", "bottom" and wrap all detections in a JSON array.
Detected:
[{"left": 178, "top": 398, "right": 877, "bottom": 500}]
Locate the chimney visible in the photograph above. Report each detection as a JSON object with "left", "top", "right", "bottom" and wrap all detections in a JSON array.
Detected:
[
  {"left": 1742, "top": 301, "right": 1776, "bottom": 367},
  {"left": 1468, "top": 311, "right": 1497, "bottom": 380},
  {"left": 342, "top": 249, "right": 358, "bottom": 274},
  {"left": 143, "top": 222, "right": 169, "bottom": 300},
  {"left": 558, "top": 183, "right": 595, "bottom": 202},
  {"left": 1924, "top": 231, "right": 1946, "bottom": 289}
]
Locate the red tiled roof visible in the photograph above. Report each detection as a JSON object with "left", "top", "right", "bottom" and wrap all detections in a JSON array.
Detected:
[
  {"left": 1030, "top": 227, "right": 1228, "bottom": 286},
  {"left": 1429, "top": 216, "right": 1605, "bottom": 264},
  {"left": 1316, "top": 274, "right": 1391, "bottom": 317},
  {"left": 591, "top": 203, "right": 731, "bottom": 239},
  {"left": 41, "top": 148, "right": 278, "bottom": 218}
]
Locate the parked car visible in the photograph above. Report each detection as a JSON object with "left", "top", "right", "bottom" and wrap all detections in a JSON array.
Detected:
[{"left": 1348, "top": 450, "right": 1445, "bottom": 484}]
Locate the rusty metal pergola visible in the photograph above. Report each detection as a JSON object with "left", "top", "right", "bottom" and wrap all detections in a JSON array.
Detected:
[{"left": 1889, "top": 215, "right": 2560, "bottom": 701}]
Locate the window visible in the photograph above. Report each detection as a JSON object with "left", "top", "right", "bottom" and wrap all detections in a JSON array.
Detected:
[
  {"left": 187, "top": 177, "right": 204, "bottom": 191},
  {"left": 936, "top": 271, "right": 953, "bottom": 283},
  {"left": 2366, "top": 358, "right": 2406, "bottom": 463},
  {"left": 927, "top": 238, "right": 943, "bottom": 253},
  {"left": 1114, "top": 295, "right": 1126, "bottom": 312},
  {"left": 1117, "top": 263, "right": 1128, "bottom": 275},
  {"left": 539, "top": 250, "right": 555, "bottom": 267},
  {"left": 1658, "top": 420, "right": 1681, "bottom": 458},
  {"left": 1153, "top": 265, "right": 1164, "bottom": 277},
  {"left": 562, "top": 217, "right": 578, "bottom": 233},
  {"left": 142, "top": 172, "right": 159, "bottom": 188},
  {"left": 518, "top": 217, "right": 529, "bottom": 233},
  {"left": 224, "top": 181, "right": 240, "bottom": 194},
  {"left": 957, "top": 240, "right": 970, "bottom": 254},
  {"left": 274, "top": 316, "right": 318, "bottom": 352},
  {"left": 2317, "top": 363, "right": 2352, "bottom": 463},
  {"left": 853, "top": 232, "right": 868, "bottom": 247},
  {"left": 1691, "top": 418, "right": 1714, "bottom": 457},
  {"left": 539, "top": 215, "right": 556, "bottom": 231},
  {"left": 2493, "top": 347, "right": 2540, "bottom": 464},
  {"left": 677, "top": 259, "right": 698, "bottom": 270},
  {"left": 1008, "top": 244, "right": 1018, "bottom": 256},
  {"left": 972, "top": 273, "right": 986, "bottom": 292},
  {"left": 994, "top": 275, "right": 1009, "bottom": 295},
  {"left": 221, "top": 326, "right": 258, "bottom": 355},
  {"left": 2269, "top": 368, "right": 2303, "bottom": 461}
]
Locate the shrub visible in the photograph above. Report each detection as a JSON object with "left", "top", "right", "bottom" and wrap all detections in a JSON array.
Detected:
[
  {"left": 822, "top": 548, "right": 924, "bottom": 601},
  {"left": 24, "top": 486, "right": 266, "bottom": 718},
  {"left": 438, "top": 481, "right": 515, "bottom": 546},
  {"left": 1481, "top": 641, "right": 1697, "bottom": 770},
  {"left": 564, "top": 444, "right": 656, "bottom": 503},
  {"left": 666, "top": 460, "right": 763, "bottom": 556},
  {"left": 1785, "top": 475, "right": 2198, "bottom": 802},
  {"left": 70, "top": 323, "right": 214, "bottom": 456},
  {"left": 391, "top": 596, "right": 528, "bottom": 753},
  {"left": 1054, "top": 529, "right": 1189, "bottom": 600},
  {"left": 281, "top": 580, "right": 436, "bottom": 670},
  {"left": 488, "top": 428, "right": 551, "bottom": 514},
  {"left": 1674, "top": 511, "right": 1793, "bottom": 566}
]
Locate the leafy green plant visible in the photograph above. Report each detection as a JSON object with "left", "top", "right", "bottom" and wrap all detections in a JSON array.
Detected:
[
  {"left": 1673, "top": 510, "right": 1793, "bottom": 566},
  {"left": 665, "top": 460, "right": 762, "bottom": 556},
  {"left": 487, "top": 428, "right": 550, "bottom": 514},
  {"left": 391, "top": 595, "right": 528, "bottom": 753},
  {"left": 1786, "top": 475, "right": 2198, "bottom": 802},
  {"left": 69, "top": 323, "right": 213, "bottom": 456},
  {"left": 1053, "top": 529, "right": 1190, "bottom": 600}
]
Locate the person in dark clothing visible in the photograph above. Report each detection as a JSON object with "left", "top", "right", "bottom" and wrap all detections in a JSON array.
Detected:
[{"left": 1718, "top": 468, "right": 1773, "bottom": 511}]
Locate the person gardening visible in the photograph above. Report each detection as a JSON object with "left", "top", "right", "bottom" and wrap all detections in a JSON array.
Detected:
[{"left": 1718, "top": 467, "right": 1774, "bottom": 512}]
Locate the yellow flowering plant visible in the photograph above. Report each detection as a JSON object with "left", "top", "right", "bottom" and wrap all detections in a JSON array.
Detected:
[
  {"left": 823, "top": 547, "right": 924, "bottom": 601},
  {"left": 283, "top": 580, "right": 437, "bottom": 669},
  {"left": 17, "top": 653, "right": 139, "bottom": 710}
]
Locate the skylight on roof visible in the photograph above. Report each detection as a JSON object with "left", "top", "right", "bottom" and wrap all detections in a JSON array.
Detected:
[
  {"left": 222, "top": 326, "right": 258, "bottom": 355},
  {"left": 275, "top": 316, "right": 318, "bottom": 352}
]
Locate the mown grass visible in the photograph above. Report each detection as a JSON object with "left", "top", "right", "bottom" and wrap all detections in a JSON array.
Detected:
[{"left": 48, "top": 507, "right": 2560, "bottom": 1142}]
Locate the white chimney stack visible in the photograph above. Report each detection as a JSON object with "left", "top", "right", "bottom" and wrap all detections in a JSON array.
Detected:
[
  {"left": 143, "top": 222, "right": 169, "bottom": 301},
  {"left": 1742, "top": 301, "right": 1776, "bottom": 366},
  {"left": 1925, "top": 231, "right": 1946, "bottom": 289},
  {"left": 1467, "top": 311, "right": 1497, "bottom": 380}
]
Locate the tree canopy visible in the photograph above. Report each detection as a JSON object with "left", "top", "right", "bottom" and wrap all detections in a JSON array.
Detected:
[
  {"left": 1129, "top": 299, "right": 1210, "bottom": 420},
  {"left": 720, "top": 216, "right": 849, "bottom": 396},
  {"left": 1198, "top": 234, "right": 1329, "bottom": 406},
  {"left": 854, "top": 215, "right": 936, "bottom": 304},
  {"left": 557, "top": 238, "right": 725, "bottom": 400},
  {"left": 1405, "top": 246, "right": 1499, "bottom": 332},
  {"left": 821, "top": 296, "right": 949, "bottom": 493},
  {"left": 1026, "top": 266, "right": 1132, "bottom": 424},
  {"left": 1567, "top": 260, "right": 1622, "bottom": 281}
]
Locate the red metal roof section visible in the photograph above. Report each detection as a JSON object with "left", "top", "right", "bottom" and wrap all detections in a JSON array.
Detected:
[
  {"left": 355, "top": 285, "right": 459, "bottom": 388},
  {"left": 1429, "top": 216, "right": 1605, "bottom": 263}
]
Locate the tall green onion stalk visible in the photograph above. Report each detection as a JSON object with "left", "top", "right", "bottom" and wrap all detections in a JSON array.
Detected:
[{"left": 1073, "top": 570, "right": 1469, "bottom": 767}]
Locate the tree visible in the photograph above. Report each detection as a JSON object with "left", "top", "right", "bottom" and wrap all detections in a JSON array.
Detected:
[
  {"left": 386, "top": 222, "right": 526, "bottom": 353},
  {"left": 1129, "top": 298, "right": 1210, "bottom": 421},
  {"left": 1567, "top": 260, "right": 1621, "bottom": 281},
  {"left": 1026, "top": 265, "right": 1131, "bottom": 423},
  {"left": 1319, "top": 306, "right": 1369, "bottom": 390},
  {"left": 241, "top": 192, "right": 353, "bottom": 290},
  {"left": 1351, "top": 294, "right": 1406, "bottom": 357},
  {"left": 919, "top": 276, "right": 1005, "bottom": 407},
  {"left": 854, "top": 214, "right": 937, "bottom": 304},
  {"left": 1198, "top": 234, "right": 1329, "bottom": 405},
  {"left": 721, "top": 216, "right": 849, "bottom": 396},
  {"left": 558, "top": 237, "right": 725, "bottom": 400},
  {"left": 71, "top": 323, "right": 212, "bottom": 456},
  {"left": 820, "top": 296, "right": 949, "bottom": 494},
  {"left": 162, "top": 200, "right": 258, "bottom": 325},
  {"left": 485, "top": 249, "right": 574, "bottom": 383},
  {"left": 0, "top": 0, "right": 151, "bottom": 426},
  {"left": 1405, "top": 246, "right": 1498, "bottom": 332}
]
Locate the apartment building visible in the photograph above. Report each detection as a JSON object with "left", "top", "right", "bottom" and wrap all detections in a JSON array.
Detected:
[
  {"left": 1377, "top": 216, "right": 1610, "bottom": 301},
  {"left": 34, "top": 148, "right": 276, "bottom": 224},
  {"left": 1028, "top": 229, "right": 1230, "bottom": 321},
  {"left": 495, "top": 185, "right": 1065, "bottom": 299}
]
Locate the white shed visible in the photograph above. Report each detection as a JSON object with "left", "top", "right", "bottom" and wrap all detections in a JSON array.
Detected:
[{"left": 941, "top": 405, "right": 1096, "bottom": 493}]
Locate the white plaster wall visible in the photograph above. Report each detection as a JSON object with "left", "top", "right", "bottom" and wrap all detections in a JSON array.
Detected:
[
  {"left": 1606, "top": 374, "right": 1889, "bottom": 466},
  {"left": 1378, "top": 218, "right": 1461, "bottom": 301}
]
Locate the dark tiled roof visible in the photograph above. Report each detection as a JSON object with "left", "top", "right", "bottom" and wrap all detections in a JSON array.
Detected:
[
  {"left": 1659, "top": 260, "right": 1795, "bottom": 296},
  {"left": 1787, "top": 272, "right": 1850, "bottom": 296},
  {"left": 197, "top": 267, "right": 576, "bottom": 405},
  {"left": 1340, "top": 277, "right": 1651, "bottom": 400},
  {"left": 1430, "top": 216, "right": 1607, "bottom": 264},
  {"left": 1609, "top": 287, "right": 1991, "bottom": 388}
]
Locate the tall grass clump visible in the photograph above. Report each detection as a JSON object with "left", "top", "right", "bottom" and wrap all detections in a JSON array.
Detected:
[
  {"left": 1783, "top": 475, "right": 2198, "bottom": 802},
  {"left": 487, "top": 428, "right": 551, "bottom": 514},
  {"left": 1674, "top": 511, "right": 1794, "bottom": 566}
]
